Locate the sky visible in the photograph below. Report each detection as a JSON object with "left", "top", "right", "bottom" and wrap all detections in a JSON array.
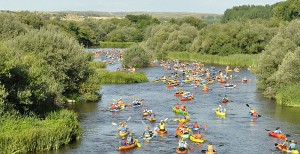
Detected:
[{"left": 0, "top": 0, "right": 284, "bottom": 14}]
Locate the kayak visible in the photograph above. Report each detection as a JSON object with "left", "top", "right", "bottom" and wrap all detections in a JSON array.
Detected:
[
  {"left": 143, "top": 134, "right": 154, "bottom": 141},
  {"left": 224, "top": 84, "right": 236, "bottom": 88},
  {"left": 276, "top": 144, "right": 299, "bottom": 154},
  {"left": 118, "top": 139, "right": 138, "bottom": 151},
  {"left": 180, "top": 97, "right": 193, "bottom": 101},
  {"left": 173, "top": 107, "right": 189, "bottom": 116},
  {"left": 178, "top": 116, "right": 190, "bottom": 123},
  {"left": 118, "top": 131, "right": 129, "bottom": 137},
  {"left": 189, "top": 135, "right": 206, "bottom": 143},
  {"left": 202, "top": 88, "right": 209, "bottom": 91},
  {"left": 191, "top": 127, "right": 199, "bottom": 131},
  {"left": 157, "top": 129, "right": 167, "bottom": 134},
  {"left": 174, "top": 93, "right": 183, "bottom": 97},
  {"left": 149, "top": 117, "right": 156, "bottom": 122},
  {"left": 110, "top": 109, "right": 120, "bottom": 112},
  {"left": 175, "top": 129, "right": 190, "bottom": 139},
  {"left": 221, "top": 99, "right": 229, "bottom": 103},
  {"left": 176, "top": 147, "right": 188, "bottom": 154},
  {"left": 269, "top": 131, "right": 286, "bottom": 139},
  {"left": 142, "top": 112, "right": 150, "bottom": 117},
  {"left": 205, "top": 150, "right": 217, "bottom": 154},
  {"left": 215, "top": 109, "right": 226, "bottom": 116},
  {"left": 132, "top": 103, "right": 141, "bottom": 108}
]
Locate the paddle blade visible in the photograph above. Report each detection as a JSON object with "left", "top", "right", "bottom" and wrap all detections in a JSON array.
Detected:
[
  {"left": 173, "top": 119, "right": 179, "bottom": 122},
  {"left": 112, "top": 122, "right": 117, "bottom": 126},
  {"left": 276, "top": 127, "right": 280, "bottom": 130},
  {"left": 141, "top": 120, "right": 146, "bottom": 125},
  {"left": 113, "top": 99, "right": 116, "bottom": 102},
  {"left": 258, "top": 115, "right": 261, "bottom": 117},
  {"left": 246, "top": 104, "right": 250, "bottom": 107},
  {"left": 127, "top": 116, "right": 131, "bottom": 122},
  {"left": 274, "top": 143, "right": 278, "bottom": 146},
  {"left": 164, "top": 118, "right": 168, "bottom": 122},
  {"left": 265, "top": 129, "right": 271, "bottom": 131},
  {"left": 286, "top": 134, "right": 291, "bottom": 137}
]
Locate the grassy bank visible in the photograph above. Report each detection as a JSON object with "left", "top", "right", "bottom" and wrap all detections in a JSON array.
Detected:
[
  {"left": 276, "top": 84, "right": 300, "bottom": 107},
  {"left": 0, "top": 109, "right": 82, "bottom": 153},
  {"left": 167, "top": 52, "right": 259, "bottom": 67},
  {"left": 99, "top": 41, "right": 136, "bottom": 48},
  {"left": 97, "top": 69, "right": 148, "bottom": 84}
]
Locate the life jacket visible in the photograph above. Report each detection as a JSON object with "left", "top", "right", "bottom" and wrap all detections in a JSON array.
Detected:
[
  {"left": 182, "top": 107, "right": 186, "bottom": 111},
  {"left": 252, "top": 112, "right": 257, "bottom": 117},
  {"left": 193, "top": 123, "right": 199, "bottom": 128},
  {"left": 179, "top": 142, "right": 185, "bottom": 148},
  {"left": 196, "top": 133, "right": 202, "bottom": 139},
  {"left": 176, "top": 105, "right": 180, "bottom": 109},
  {"left": 289, "top": 143, "right": 296, "bottom": 149},
  {"left": 207, "top": 144, "right": 213, "bottom": 152},
  {"left": 159, "top": 124, "right": 165, "bottom": 130}
]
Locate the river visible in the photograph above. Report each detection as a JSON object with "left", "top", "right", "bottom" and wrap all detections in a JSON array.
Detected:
[{"left": 47, "top": 49, "right": 300, "bottom": 154}]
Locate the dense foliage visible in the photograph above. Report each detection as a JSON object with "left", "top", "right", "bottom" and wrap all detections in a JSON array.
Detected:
[
  {"left": 273, "top": 0, "right": 300, "bottom": 21},
  {"left": 256, "top": 19, "right": 300, "bottom": 106},
  {"left": 222, "top": 5, "right": 274, "bottom": 23}
]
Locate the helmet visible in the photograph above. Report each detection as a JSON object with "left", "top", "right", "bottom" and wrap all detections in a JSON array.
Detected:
[
  {"left": 120, "top": 98, "right": 122, "bottom": 100},
  {"left": 291, "top": 140, "right": 295, "bottom": 143}
]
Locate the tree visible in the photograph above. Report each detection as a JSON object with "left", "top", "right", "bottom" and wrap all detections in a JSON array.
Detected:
[{"left": 122, "top": 44, "right": 149, "bottom": 68}]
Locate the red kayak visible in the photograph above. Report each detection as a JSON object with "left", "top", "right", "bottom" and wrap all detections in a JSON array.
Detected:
[
  {"left": 176, "top": 147, "right": 188, "bottom": 154},
  {"left": 180, "top": 97, "right": 193, "bottom": 101},
  {"left": 221, "top": 99, "right": 229, "bottom": 103},
  {"left": 269, "top": 131, "right": 286, "bottom": 139}
]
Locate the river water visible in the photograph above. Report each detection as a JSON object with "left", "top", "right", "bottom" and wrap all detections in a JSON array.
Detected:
[{"left": 46, "top": 49, "right": 300, "bottom": 154}]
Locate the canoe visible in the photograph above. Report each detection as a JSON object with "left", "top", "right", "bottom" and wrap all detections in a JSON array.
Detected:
[
  {"left": 215, "top": 109, "right": 226, "bottom": 116},
  {"left": 189, "top": 135, "right": 206, "bottom": 143},
  {"left": 157, "top": 129, "right": 167, "bottom": 134},
  {"left": 118, "top": 139, "right": 138, "bottom": 151},
  {"left": 149, "top": 117, "right": 156, "bottom": 122},
  {"left": 176, "top": 147, "right": 188, "bottom": 154},
  {"left": 118, "top": 131, "right": 129, "bottom": 137},
  {"left": 173, "top": 107, "right": 189, "bottom": 116},
  {"left": 221, "top": 99, "right": 229, "bottom": 103},
  {"left": 269, "top": 131, "right": 286, "bottom": 139},
  {"left": 276, "top": 144, "right": 299, "bottom": 154},
  {"left": 180, "top": 97, "right": 193, "bottom": 101}
]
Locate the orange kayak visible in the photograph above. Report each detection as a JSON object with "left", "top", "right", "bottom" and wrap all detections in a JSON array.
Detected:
[
  {"left": 180, "top": 97, "right": 193, "bottom": 101},
  {"left": 157, "top": 129, "right": 167, "bottom": 134},
  {"left": 176, "top": 148, "right": 188, "bottom": 154},
  {"left": 269, "top": 132, "right": 286, "bottom": 139},
  {"left": 118, "top": 139, "right": 138, "bottom": 151}
]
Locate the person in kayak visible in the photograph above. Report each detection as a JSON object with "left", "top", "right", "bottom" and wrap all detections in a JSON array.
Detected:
[
  {"left": 194, "top": 130, "right": 203, "bottom": 139},
  {"left": 250, "top": 108, "right": 257, "bottom": 117},
  {"left": 223, "top": 95, "right": 228, "bottom": 100},
  {"left": 289, "top": 140, "right": 297, "bottom": 150},
  {"left": 274, "top": 128, "right": 282, "bottom": 134},
  {"left": 143, "top": 126, "right": 153, "bottom": 137},
  {"left": 207, "top": 143, "right": 215, "bottom": 153},
  {"left": 150, "top": 112, "right": 156, "bottom": 119},
  {"left": 181, "top": 105, "right": 187, "bottom": 111},
  {"left": 119, "top": 122, "right": 127, "bottom": 133},
  {"left": 159, "top": 120, "right": 166, "bottom": 131},
  {"left": 178, "top": 138, "right": 188, "bottom": 151},
  {"left": 175, "top": 103, "right": 180, "bottom": 109},
  {"left": 110, "top": 103, "right": 117, "bottom": 110},
  {"left": 120, "top": 137, "right": 128, "bottom": 146},
  {"left": 192, "top": 122, "right": 199, "bottom": 130},
  {"left": 127, "top": 133, "right": 134, "bottom": 145}
]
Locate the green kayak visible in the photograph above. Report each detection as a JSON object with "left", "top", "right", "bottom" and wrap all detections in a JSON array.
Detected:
[{"left": 172, "top": 107, "right": 189, "bottom": 116}]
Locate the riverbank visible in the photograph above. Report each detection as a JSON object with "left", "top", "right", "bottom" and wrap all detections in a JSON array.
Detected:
[
  {"left": 98, "top": 41, "right": 136, "bottom": 48},
  {"left": 167, "top": 52, "right": 259, "bottom": 67},
  {"left": 97, "top": 69, "right": 148, "bottom": 84},
  {"left": 0, "top": 109, "right": 82, "bottom": 153}
]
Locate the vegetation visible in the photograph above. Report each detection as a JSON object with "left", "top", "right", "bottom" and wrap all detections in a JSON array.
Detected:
[
  {"left": 97, "top": 70, "right": 148, "bottom": 84},
  {"left": 0, "top": 109, "right": 82, "bottom": 153},
  {"left": 222, "top": 5, "right": 274, "bottom": 23},
  {"left": 256, "top": 19, "right": 300, "bottom": 106},
  {"left": 167, "top": 52, "right": 259, "bottom": 67}
]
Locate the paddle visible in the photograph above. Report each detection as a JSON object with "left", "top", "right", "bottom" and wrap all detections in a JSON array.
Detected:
[{"left": 112, "top": 116, "right": 131, "bottom": 126}]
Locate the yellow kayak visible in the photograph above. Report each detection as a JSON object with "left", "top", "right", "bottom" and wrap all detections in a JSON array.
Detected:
[
  {"left": 215, "top": 109, "right": 226, "bottom": 116},
  {"left": 189, "top": 135, "right": 206, "bottom": 143},
  {"left": 149, "top": 117, "right": 156, "bottom": 122},
  {"left": 178, "top": 116, "right": 190, "bottom": 123}
]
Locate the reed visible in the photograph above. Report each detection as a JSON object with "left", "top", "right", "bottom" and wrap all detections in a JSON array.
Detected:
[
  {"left": 276, "top": 84, "right": 300, "bottom": 107},
  {"left": 0, "top": 109, "right": 82, "bottom": 153},
  {"left": 89, "top": 61, "right": 106, "bottom": 69},
  {"left": 97, "top": 69, "right": 148, "bottom": 84},
  {"left": 167, "top": 52, "right": 259, "bottom": 67}
]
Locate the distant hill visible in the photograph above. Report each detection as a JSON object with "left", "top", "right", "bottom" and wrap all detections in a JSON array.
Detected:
[{"left": 53, "top": 11, "right": 222, "bottom": 20}]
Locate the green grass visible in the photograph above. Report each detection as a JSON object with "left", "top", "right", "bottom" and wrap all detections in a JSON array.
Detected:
[
  {"left": 276, "top": 84, "right": 300, "bottom": 107},
  {"left": 0, "top": 109, "right": 82, "bottom": 153},
  {"left": 89, "top": 61, "right": 106, "bottom": 69},
  {"left": 167, "top": 52, "right": 259, "bottom": 67},
  {"left": 99, "top": 41, "right": 136, "bottom": 48},
  {"left": 97, "top": 69, "right": 148, "bottom": 84}
]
